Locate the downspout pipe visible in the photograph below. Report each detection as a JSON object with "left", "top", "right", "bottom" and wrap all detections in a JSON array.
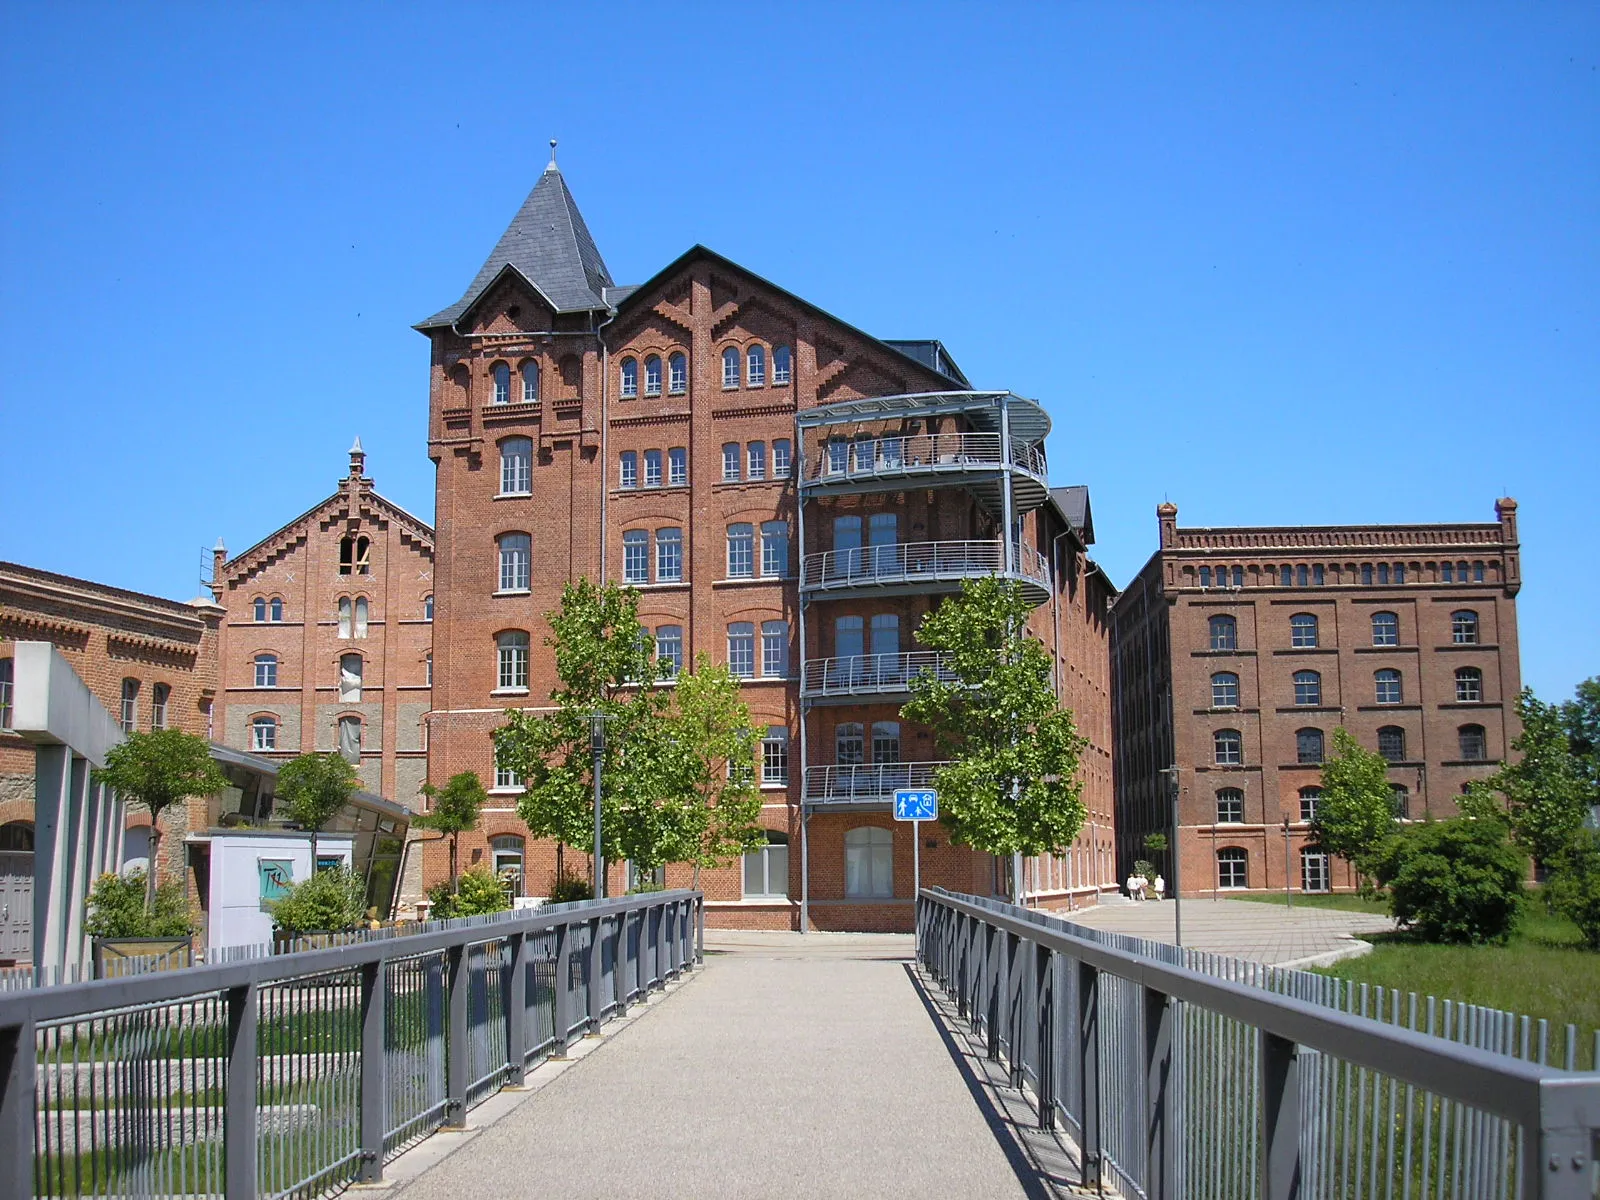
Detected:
[{"left": 595, "top": 297, "right": 618, "bottom": 584}]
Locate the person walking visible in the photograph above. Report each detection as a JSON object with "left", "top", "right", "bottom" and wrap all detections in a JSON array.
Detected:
[
  {"left": 1154, "top": 874, "right": 1166, "bottom": 901},
  {"left": 1126, "top": 872, "right": 1145, "bottom": 901}
]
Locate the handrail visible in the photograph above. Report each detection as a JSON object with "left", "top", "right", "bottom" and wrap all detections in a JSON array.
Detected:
[
  {"left": 800, "top": 650, "right": 959, "bottom": 696},
  {"left": 800, "top": 539, "right": 1049, "bottom": 590},
  {"left": 916, "top": 888, "right": 1600, "bottom": 1200},
  {"left": 802, "top": 431, "right": 1047, "bottom": 484},
  {"left": 803, "top": 761, "right": 950, "bottom": 802}
]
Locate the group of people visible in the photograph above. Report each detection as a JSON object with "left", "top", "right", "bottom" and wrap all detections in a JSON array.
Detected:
[{"left": 1126, "top": 872, "right": 1166, "bottom": 901}]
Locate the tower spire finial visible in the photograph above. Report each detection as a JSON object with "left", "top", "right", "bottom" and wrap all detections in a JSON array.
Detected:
[{"left": 545, "top": 138, "right": 558, "bottom": 173}]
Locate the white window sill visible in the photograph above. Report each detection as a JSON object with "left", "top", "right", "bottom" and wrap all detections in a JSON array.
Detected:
[
  {"left": 760, "top": 781, "right": 790, "bottom": 791},
  {"left": 490, "top": 687, "right": 530, "bottom": 697},
  {"left": 493, "top": 589, "right": 532, "bottom": 598},
  {"left": 632, "top": 581, "right": 690, "bottom": 591},
  {"left": 488, "top": 787, "right": 526, "bottom": 797},
  {"left": 706, "top": 897, "right": 795, "bottom": 907},
  {"left": 744, "top": 676, "right": 796, "bottom": 685},
  {"left": 713, "top": 576, "right": 788, "bottom": 588},
  {"left": 494, "top": 491, "right": 533, "bottom": 500}
]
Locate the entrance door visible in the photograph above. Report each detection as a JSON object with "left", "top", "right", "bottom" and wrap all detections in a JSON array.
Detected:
[{"left": 0, "top": 821, "right": 34, "bottom": 961}]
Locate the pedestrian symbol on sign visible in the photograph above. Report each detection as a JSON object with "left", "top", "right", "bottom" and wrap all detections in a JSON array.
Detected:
[{"left": 894, "top": 790, "right": 938, "bottom": 821}]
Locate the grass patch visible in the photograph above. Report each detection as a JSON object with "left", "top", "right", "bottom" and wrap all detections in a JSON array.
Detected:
[
  {"left": 1313, "top": 908, "right": 1600, "bottom": 1065},
  {"left": 1233, "top": 892, "right": 1391, "bottom": 915}
]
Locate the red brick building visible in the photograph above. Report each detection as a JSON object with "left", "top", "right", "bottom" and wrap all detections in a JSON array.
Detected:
[
  {"left": 211, "top": 443, "right": 434, "bottom": 905},
  {"left": 418, "top": 159, "right": 1118, "bottom": 929},
  {"left": 1110, "top": 500, "right": 1523, "bottom": 898}
]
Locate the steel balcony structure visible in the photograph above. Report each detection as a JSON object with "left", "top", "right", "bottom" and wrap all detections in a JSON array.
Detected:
[
  {"left": 801, "top": 760, "right": 950, "bottom": 809},
  {"left": 799, "top": 539, "right": 1051, "bottom": 605},
  {"left": 799, "top": 650, "right": 959, "bottom": 704}
]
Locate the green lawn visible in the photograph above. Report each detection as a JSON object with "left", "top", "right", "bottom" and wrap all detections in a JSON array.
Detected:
[{"left": 1234, "top": 892, "right": 1391, "bottom": 916}]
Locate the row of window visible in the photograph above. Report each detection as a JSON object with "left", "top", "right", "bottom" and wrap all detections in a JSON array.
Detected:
[
  {"left": 492, "top": 620, "right": 795, "bottom": 691},
  {"left": 618, "top": 352, "right": 688, "bottom": 398},
  {"left": 489, "top": 360, "right": 543, "bottom": 405},
  {"left": 1208, "top": 665, "right": 1484, "bottom": 709},
  {"left": 251, "top": 594, "right": 435, "bottom": 627},
  {"left": 1215, "top": 783, "right": 1414, "bottom": 826},
  {"left": 118, "top": 678, "right": 172, "bottom": 734},
  {"left": 1210, "top": 722, "right": 1488, "bottom": 767},
  {"left": 1194, "top": 560, "right": 1493, "bottom": 589},
  {"left": 251, "top": 652, "right": 433, "bottom": 695},
  {"left": 1215, "top": 846, "right": 1332, "bottom": 893},
  {"left": 721, "top": 440, "right": 791, "bottom": 483},
  {"left": 611, "top": 523, "right": 791, "bottom": 586},
  {"left": 1207, "top": 610, "right": 1481, "bottom": 651},
  {"left": 248, "top": 712, "right": 370, "bottom": 763}
]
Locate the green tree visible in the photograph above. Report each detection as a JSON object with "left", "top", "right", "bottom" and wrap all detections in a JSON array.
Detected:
[
  {"left": 1310, "top": 727, "right": 1395, "bottom": 879},
  {"left": 494, "top": 579, "right": 670, "bottom": 888},
  {"left": 267, "top": 865, "right": 368, "bottom": 935},
  {"left": 427, "top": 867, "right": 512, "bottom": 919},
  {"left": 901, "top": 577, "right": 1089, "bottom": 902},
  {"left": 1559, "top": 676, "right": 1600, "bottom": 812},
  {"left": 415, "top": 771, "right": 488, "bottom": 893},
  {"left": 1491, "top": 688, "right": 1589, "bottom": 865},
  {"left": 275, "top": 752, "right": 359, "bottom": 869},
  {"left": 93, "top": 729, "right": 227, "bottom": 908},
  {"left": 1373, "top": 815, "right": 1526, "bottom": 944},
  {"left": 84, "top": 871, "right": 196, "bottom": 939},
  {"left": 1545, "top": 828, "right": 1600, "bottom": 950}
]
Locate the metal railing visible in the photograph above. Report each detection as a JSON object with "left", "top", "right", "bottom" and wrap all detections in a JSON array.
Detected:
[
  {"left": 0, "top": 890, "right": 703, "bottom": 1199},
  {"left": 801, "top": 431, "right": 1048, "bottom": 487},
  {"left": 803, "top": 761, "right": 949, "bottom": 805},
  {"left": 800, "top": 539, "right": 1050, "bottom": 592},
  {"left": 916, "top": 889, "right": 1600, "bottom": 1200},
  {"left": 800, "top": 650, "right": 959, "bottom": 698}
]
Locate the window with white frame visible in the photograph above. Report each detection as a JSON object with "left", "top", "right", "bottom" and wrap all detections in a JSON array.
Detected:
[
  {"left": 748, "top": 441, "right": 766, "bottom": 480},
  {"left": 1217, "top": 847, "right": 1248, "bottom": 890},
  {"left": 339, "top": 654, "right": 362, "bottom": 702},
  {"left": 722, "top": 347, "right": 740, "bottom": 389},
  {"left": 499, "top": 533, "right": 532, "bottom": 591},
  {"left": 270, "top": 597, "right": 283, "bottom": 622},
  {"left": 1301, "top": 849, "right": 1330, "bottom": 893},
  {"left": 1214, "top": 729, "right": 1243, "bottom": 766},
  {"left": 656, "top": 626, "right": 683, "bottom": 678},
  {"left": 150, "top": 683, "right": 169, "bottom": 731},
  {"left": 761, "top": 621, "right": 789, "bottom": 677},
  {"left": 727, "top": 623, "right": 755, "bottom": 677},
  {"left": 1298, "top": 786, "right": 1321, "bottom": 822},
  {"left": 254, "top": 655, "right": 277, "bottom": 688},
  {"left": 845, "top": 826, "right": 893, "bottom": 898},
  {"left": 338, "top": 715, "right": 362, "bottom": 764},
  {"left": 253, "top": 597, "right": 267, "bottom": 621},
  {"left": 425, "top": 652, "right": 433, "bottom": 687},
  {"left": 747, "top": 345, "right": 766, "bottom": 387},
  {"left": 1451, "top": 610, "right": 1479, "bottom": 645},
  {"left": 1375, "top": 669, "right": 1403, "bottom": 705},
  {"left": 1209, "top": 615, "right": 1237, "bottom": 651},
  {"left": 668, "top": 352, "right": 687, "bottom": 395},
  {"left": 497, "top": 631, "right": 529, "bottom": 690},
  {"left": 494, "top": 761, "right": 522, "bottom": 791},
  {"left": 623, "top": 530, "right": 649, "bottom": 584},
  {"left": 619, "top": 450, "right": 638, "bottom": 489},
  {"left": 656, "top": 527, "right": 683, "bottom": 582},
  {"left": 619, "top": 357, "right": 638, "bottom": 399},
  {"left": 119, "top": 679, "right": 139, "bottom": 732},
  {"left": 1455, "top": 668, "right": 1483, "bottom": 703},
  {"left": 1211, "top": 672, "right": 1239, "bottom": 708},
  {"left": 761, "top": 727, "right": 789, "bottom": 785},
  {"left": 644, "top": 355, "right": 662, "bottom": 397},
  {"left": 743, "top": 830, "right": 789, "bottom": 897},
  {"left": 1293, "top": 670, "right": 1322, "bottom": 706},
  {"left": 491, "top": 362, "right": 511, "bottom": 405},
  {"left": 827, "top": 438, "right": 848, "bottom": 475},
  {"left": 338, "top": 596, "right": 352, "bottom": 639},
  {"left": 772, "top": 439, "right": 792, "bottom": 478},
  {"left": 1371, "top": 611, "right": 1398, "bottom": 646},
  {"left": 872, "top": 721, "right": 901, "bottom": 763},
  {"left": 492, "top": 835, "right": 526, "bottom": 895},
  {"left": 251, "top": 715, "right": 277, "bottom": 752},
  {"left": 668, "top": 447, "right": 687, "bottom": 486},
  {"left": 1391, "top": 784, "right": 1411, "bottom": 819},
  {"left": 761, "top": 521, "right": 788, "bottom": 578},
  {"left": 501, "top": 437, "right": 532, "bottom": 495},
  {"left": 638, "top": 448, "right": 659, "bottom": 488},
  {"left": 722, "top": 443, "right": 740, "bottom": 482},
  {"left": 1290, "top": 613, "right": 1319, "bottom": 648},
  {"left": 772, "top": 345, "right": 791, "bottom": 385},
  {"left": 727, "top": 524, "right": 754, "bottom": 578},
  {"left": 424, "top": 594, "right": 434, "bottom": 621},
  {"left": 836, "top": 722, "right": 865, "bottom": 765},
  {"left": 1215, "top": 788, "right": 1244, "bottom": 823},
  {"left": 521, "top": 360, "right": 540, "bottom": 403}
]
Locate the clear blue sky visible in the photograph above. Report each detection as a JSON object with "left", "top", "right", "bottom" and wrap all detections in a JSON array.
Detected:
[{"left": 2, "top": 4, "right": 1595, "bottom": 700}]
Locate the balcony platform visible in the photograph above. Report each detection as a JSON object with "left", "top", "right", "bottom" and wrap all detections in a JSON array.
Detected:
[
  {"left": 799, "top": 651, "right": 959, "bottom": 705},
  {"left": 802, "top": 761, "right": 949, "bottom": 809},
  {"left": 798, "top": 431, "right": 1048, "bottom": 514},
  {"left": 800, "top": 540, "right": 1050, "bottom": 606}
]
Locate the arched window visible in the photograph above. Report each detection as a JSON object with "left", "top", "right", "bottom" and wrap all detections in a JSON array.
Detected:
[
  {"left": 844, "top": 826, "right": 893, "bottom": 897},
  {"left": 338, "top": 715, "right": 362, "bottom": 764},
  {"left": 619, "top": 450, "right": 638, "bottom": 489},
  {"left": 1472, "top": 561, "right": 1485, "bottom": 582},
  {"left": 150, "top": 683, "right": 170, "bottom": 731},
  {"left": 655, "top": 626, "right": 683, "bottom": 678},
  {"left": 253, "top": 655, "right": 277, "bottom": 688},
  {"left": 1390, "top": 784, "right": 1411, "bottom": 819},
  {"left": 1289, "top": 613, "right": 1319, "bottom": 648},
  {"left": 1213, "top": 729, "right": 1243, "bottom": 766},
  {"left": 761, "top": 521, "right": 789, "bottom": 578},
  {"left": 1451, "top": 610, "right": 1479, "bottom": 645},
  {"left": 747, "top": 344, "right": 766, "bottom": 387},
  {"left": 772, "top": 344, "right": 792, "bottom": 385},
  {"left": 762, "top": 621, "right": 789, "bottom": 678},
  {"left": 726, "top": 622, "right": 755, "bottom": 677},
  {"left": 744, "top": 830, "right": 789, "bottom": 897},
  {"left": 1371, "top": 611, "right": 1398, "bottom": 646},
  {"left": 622, "top": 530, "right": 648, "bottom": 583},
  {"left": 836, "top": 722, "right": 865, "bottom": 765},
  {"left": 1209, "top": 615, "right": 1237, "bottom": 651},
  {"left": 339, "top": 534, "right": 371, "bottom": 576},
  {"left": 655, "top": 527, "right": 683, "bottom": 582},
  {"left": 250, "top": 715, "right": 277, "bottom": 752},
  {"left": 491, "top": 361, "right": 511, "bottom": 405},
  {"left": 0, "top": 821, "right": 34, "bottom": 851},
  {"left": 0, "top": 657, "right": 12, "bottom": 730},
  {"left": 1454, "top": 667, "right": 1483, "bottom": 703},
  {"left": 338, "top": 596, "right": 352, "bottom": 639},
  {"left": 726, "top": 523, "right": 754, "bottom": 578},
  {"left": 1199, "top": 566, "right": 1212, "bottom": 588},
  {"left": 1375, "top": 669, "right": 1403, "bottom": 705},
  {"left": 668, "top": 446, "right": 688, "bottom": 486},
  {"left": 1298, "top": 786, "right": 1322, "bottom": 823},
  {"left": 871, "top": 721, "right": 900, "bottom": 763},
  {"left": 1216, "top": 847, "right": 1248, "bottom": 890},
  {"left": 1295, "top": 728, "right": 1324, "bottom": 765},
  {"left": 270, "top": 597, "right": 283, "bottom": 622},
  {"left": 1458, "top": 724, "right": 1487, "bottom": 761},
  {"left": 520, "top": 360, "right": 540, "bottom": 403},
  {"left": 498, "top": 533, "right": 532, "bottom": 592},
  {"left": 253, "top": 597, "right": 267, "bottom": 622},
  {"left": 492, "top": 835, "right": 526, "bottom": 896},
  {"left": 722, "top": 442, "right": 741, "bottom": 482},
  {"left": 424, "top": 594, "right": 434, "bottom": 621},
  {"left": 339, "top": 654, "right": 362, "bottom": 702},
  {"left": 772, "top": 439, "right": 792, "bottom": 479},
  {"left": 721, "top": 347, "right": 740, "bottom": 389},
  {"left": 1377, "top": 726, "right": 1407, "bottom": 763},
  {"left": 354, "top": 597, "right": 369, "bottom": 639},
  {"left": 1300, "top": 848, "right": 1330, "bottom": 893},
  {"left": 760, "top": 727, "right": 789, "bottom": 785},
  {"left": 644, "top": 449, "right": 662, "bottom": 487},
  {"left": 1211, "top": 672, "right": 1239, "bottom": 708},
  {"left": 668, "top": 352, "right": 687, "bottom": 395},
  {"left": 500, "top": 437, "right": 532, "bottom": 495},
  {"left": 558, "top": 353, "right": 581, "bottom": 399},
  {"left": 747, "top": 440, "right": 767, "bottom": 480},
  {"left": 644, "top": 354, "right": 662, "bottom": 396},
  {"left": 496, "top": 631, "right": 529, "bottom": 691},
  {"left": 619, "top": 356, "right": 639, "bottom": 399},
  {"left": 1215, "top": 788, "right": 1244, "bottom": 823},
  {"left": 1292, "top": 670, "right": 1322, "bottom": 706}
]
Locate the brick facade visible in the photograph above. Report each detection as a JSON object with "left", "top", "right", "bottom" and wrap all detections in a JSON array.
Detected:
[{"left": 1111, "top": 500, "right": 1523, "bottom": 898}]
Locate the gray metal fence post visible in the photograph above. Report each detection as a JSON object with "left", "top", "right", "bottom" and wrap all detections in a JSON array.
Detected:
[
  {"left": 553, "top": 922, "right": 574, "bottom": 1053},
  {"left": 586, "top": 917, "right": 603, "bottom": 1032},
  {"left": 1078, "top": 960, "right": 1102, "bottom": 1192},
  {"left": 696, "top": 892, "right": 705, "bottom": 964},
  {"left": 1259, "top": 1030, "right": 1302, "bottom": 1200},
  {"left": 1036, "top": 944, "right": 1055, "bottom": 1132},
  {"left": 224, "top": 983, "right": 258, "bottom": 1198},
  {"left": 359, "top": 958, "right": 388, "bottom": 1182},
  {"left": 666, "top": 901, "right": 681, "bottom": 978},
  {"left": 1007, "top": 930, "right": 1024, "bottom": 1087},
  {"left": 987, "top": 924, "right": 1003, "bottom": 1063},
  {"left": 0, "top": 1019, "right": 35, "bottom": 1200},
  {"left": 653, "top": 902, "right": 667, "bottom": 989},
  {"left": 506, "top": 932, "right": 529, "bottom": 1082},
  {"left": 612, "top": 917, "right": 631, "bottom": 1017},
  {"left": 444, "top": 944, "right": 468, "bottom": 1126},
  {"left": 1144, "top": 986, "right": 1176, "bottom": 1200}
]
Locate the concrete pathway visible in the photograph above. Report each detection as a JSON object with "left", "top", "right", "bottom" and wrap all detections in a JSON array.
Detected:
[
  {"left": 391, "top": 932, "right": 1061, "bottom": 1199},
  {"left": 1054, "top": 897, "right": 1393, "bottom": 966}
]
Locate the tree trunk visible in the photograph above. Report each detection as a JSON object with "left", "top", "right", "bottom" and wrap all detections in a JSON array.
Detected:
[
  {"left": 310, "top": 829, "right": 319, "bottom": 875},
  {"left": 146, "top": 821, "right": 163, "bottom": 913},
  {"left": 449, "top": 833, "right": 459, "bottom": 894},
  {"left": 1011, "top": 851, "right": 1025, "bottom": 906},
  {"left": 556, "top": 841, "right": 565, "bottom": 884}
]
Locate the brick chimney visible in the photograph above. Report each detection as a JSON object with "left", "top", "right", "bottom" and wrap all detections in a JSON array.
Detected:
[{"left": 1495, "top": 497, "right": 1520, "bottom": 595}]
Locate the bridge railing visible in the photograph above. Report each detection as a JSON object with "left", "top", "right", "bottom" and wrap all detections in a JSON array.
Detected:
[
  {"left": 916, "top": 888, "right": 1600, "bottom": 1200},
  {"left": 0, "top": 889, "right": 703, "bottom": 1200}
]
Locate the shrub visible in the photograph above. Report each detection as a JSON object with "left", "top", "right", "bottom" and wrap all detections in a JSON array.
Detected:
[
  {"left": 1373, "top": 816, "right": 1527, "bottom": 944},
  {"left": 1546, "top": 829, "right": 1600, "bottom": 950},
  {"left": 548, "top": 870, "right": 593, "bottom": 904},
  {"left": 427, "top": 867, "right": 510, "bottom": 919},
  {"left": 85, "top": 871, "right": 196, "bottom": 939},
  {"left": 1133, "top": 858, "right": 1157, "bottom": 886},
  {"left": 267, "top": 865, "right": 368, "bottom": 934}
]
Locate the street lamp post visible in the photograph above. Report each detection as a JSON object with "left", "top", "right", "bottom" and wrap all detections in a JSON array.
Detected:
[
  {"left": 1158, "top": 765, "right": 1182, "bottom": 948},
  {"left": 590, "top": 712, "right": 608, "bottom": 899}
]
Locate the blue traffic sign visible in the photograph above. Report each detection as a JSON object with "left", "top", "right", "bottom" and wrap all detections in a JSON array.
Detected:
[{"left": 894, "top": 789, "right": 938, "bottom": 821}]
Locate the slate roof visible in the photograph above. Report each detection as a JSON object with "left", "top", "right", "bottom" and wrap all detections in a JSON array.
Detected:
[
  {"left": 1050, "top": 485, "right": 1095, "bottom": 545},
  {"left": 417, "top": 163, "right": 614, "bottom": 329},
  {"left": 880, "top": 340, "right": 971, "bottom": 388}
]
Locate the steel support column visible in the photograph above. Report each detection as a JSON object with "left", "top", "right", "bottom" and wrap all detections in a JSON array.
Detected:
[
  {"left": 358, "top": 959, "right": 387, "bottom": 1182},
  {"left": 1144, "top": 985, "right": 1177, "bottom": 1200},
  {"left": 224, "top": 983, "right": 257, "bottom": 1198},
  {"left": 444, "top": 944, "right": 469, "bottom": 1126},
  {"left": 585, "top": 916, "right": 602, "bottom": 1033},
  {"left": 506, "top": 932, "right": 529, "bottom": 1078},
  {"left": 0, "top": 1019, "right": 35, "bottom": 1200},
  {"left": 1078, "top": 961, "right": 1102, "bottom": 1191},
  {"left": 1260, "top": 1030, "right": 1302, "bottom": 1200}
]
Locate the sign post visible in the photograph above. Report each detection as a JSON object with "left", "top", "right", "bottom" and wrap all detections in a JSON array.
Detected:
[{"left": 894, "top": 789, "right": 938, "bottom": 931}]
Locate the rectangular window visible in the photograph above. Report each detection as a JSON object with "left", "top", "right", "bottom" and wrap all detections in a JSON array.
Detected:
[
  {"left": 1301, "top": 850, "right": 1330, "bottom": 893},
  {"left": 827, "top": 439, "right": 848, "bottom": 475},
  {"left": 761, "top": 727, "right": 789, "bottom": 785},
  {"left": 251, "top": 719, "right": 276, "bottom": 752},
  {"left": 500, "top": 438, "right": 532, "bottom": 495},
  {"left": 619, "top": 451, "right": 638, "bottom": 489},
  {"left": 656, "top": 626, "right": 683, "bottom": 678},
  {"left": 623, "top": 531, "right": 649, "bottom": 584},
  {"left": 1313, "top": 564, "right": 1325, "bottom": 586},
  {"left": 727, "top": 524, "right": 754, "bottom": 578},
  {"left": 772, "top": 439, "right": 792, "bottom": 479},
  {"left": 254, "top": 658, "right": 277, "bottom": 688},
  {"left": 1377, "top": 563, "right": 1390, "bottom": 585},
  {"left": 1280, "top": 566, "right": 1293, "bottom": 587},
  {"left": 655, "top": 528, "right": 682, "bottom": 582},
  {"left": 744, "top": 835, "right": 789, "bottom": 896},
  {"left": 499, "top": 534, "right": 531, "bottom": 591},
  {"left": 643, "top": 449, "right": 662, "bottom": 488},
  {"left": 150, "top": 684, "right": 169, "bottom": 731},
  {"left": 761, "top": 521, "right": 789, "bottom": 578},
  {"left": 722, "top": 443, "right": 740, "bottom": 482},
  {"left": 762, "top": 621, "right": 789, "bottom": 678},
  {"left": 494, "top": 763, "right": 521, "bottom": 791},
  {"left": 1217, "top": 852, "right": 1247, "bottom": 890},
  {"left": 747, "top": 441, "right": 766, "bottom": 480},
  {"left": 668, "top": 355, "right": 687, "bottom": 394},
  {"left": 727, "top": 623, "right": 755, "bottom": 677},
  {"left": 0, "top": 658, "right": 12, "bottom": 730},
  {"left": 668, "top": 447, "right": 687, "bottom": 486}
]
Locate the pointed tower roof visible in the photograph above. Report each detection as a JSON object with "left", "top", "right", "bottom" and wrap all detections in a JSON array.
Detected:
[{"left": 418, "top": 152, "right": 613, "bottom": 329}]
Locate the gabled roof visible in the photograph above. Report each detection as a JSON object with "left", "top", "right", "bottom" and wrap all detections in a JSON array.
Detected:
[
  {"left": 1050, "top": 485, "right": 1095, "bottom": 545},
  {"left": 221, "top": 485, "right": 433, "bottom": 585},
  {"left": 418, "top": 163, "right": 613, "bottom": 330}
]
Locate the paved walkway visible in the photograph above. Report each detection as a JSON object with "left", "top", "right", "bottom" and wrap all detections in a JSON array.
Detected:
[
  {"left": 391, "top": 932, "right": 1061, "bottom": 1199},
  {"left": 1054, "top": 897, "right": 1393, "bottom": 966}
]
